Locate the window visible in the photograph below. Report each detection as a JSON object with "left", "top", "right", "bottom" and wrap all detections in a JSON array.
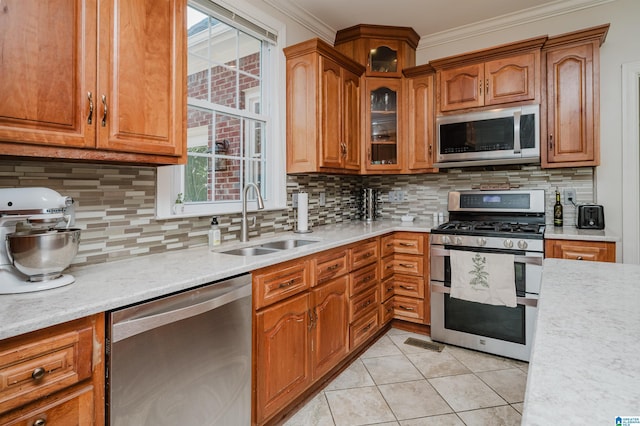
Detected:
[{"left": 157, "top": 0, "right": 285, "bottom": 218}]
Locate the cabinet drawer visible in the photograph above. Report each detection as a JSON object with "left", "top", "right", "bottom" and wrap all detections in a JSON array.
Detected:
[
  {"left": 380, "top": 298, "right": 394, "bottom": 325},
  {"left": 381, "top": 233, "right": 424, "bottom": 257},
  {"left": 383, "top": 254, "right": 424, "bottom": 277},
  {"left": 379, "top": 276, "right": 394, "bottom": 302},
  {"left": 0, "top": 325, "right": 93, "bottom": 414},
  {"left": 349, "top": 310, "right": 379, "bottom": 350},
  {"left": 394, "top": 275, "right": 425, "bottom": 299},
  {"left": 0, "top": 384, "right": 94, "bottom": 425},
  {"left": 350, "top": 239, "right": 378, "bottom": 271},
  {"left": 254, "top": 259, "right": 310, "bottom": 309},
  {"left": 349, "top": 286, "right": 378, "bottom": 323},
  {"left": 349, "top": 263, "right": 378, "bottom": 297},
  {"left": 393, "top": 296, "right": 425, "bottom": 323},
  {"left": 314, "top": 249, "right": 349, "bottom": 285},
  {"left": 545, "top": 239, "right": 615, "bottom": 263}
]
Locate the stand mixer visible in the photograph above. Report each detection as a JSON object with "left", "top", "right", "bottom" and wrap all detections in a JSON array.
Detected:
[{"left": 1, "top": 187, "right": 79, "bottom": 294}]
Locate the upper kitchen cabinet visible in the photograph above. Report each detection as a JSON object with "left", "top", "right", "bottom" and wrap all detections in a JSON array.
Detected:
[
  {"left": 403, "top": 64, "right": 438, "bottom": 173},
  {"left": 334, "top": 25, "right": 419, "bottom": 78},
  {"left": 364, "top": 78, "right": 403, "bottom": 172},
  {"left": 0, "top": 0, "right": 186, "bottom": 165},
  {"left": 431, "top": 37, "right": 546, "bottom": 113},
  {"left": 284, "top": 39, "right": 365, "bottom": 174},
  {"left": 542, "top": 24, "right": 609, "bottom": 168}
]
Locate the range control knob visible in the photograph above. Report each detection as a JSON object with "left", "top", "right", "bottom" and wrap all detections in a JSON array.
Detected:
[
  {"left": 477, "top": 237, "right": 487, "bottom": 247},
  {"left": 517, "top": 240, "right": 528, "bottom": 249},
  {"left": 454, "top": 237, "right": 463, "bottom": 245},
  {"left": 504, "top": 239, "right": 514, "bottom": 249}
]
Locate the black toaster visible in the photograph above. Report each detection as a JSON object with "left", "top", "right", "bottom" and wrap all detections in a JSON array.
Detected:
[{"left": 576, "top": 204, "right": 605, "bottom": 229}]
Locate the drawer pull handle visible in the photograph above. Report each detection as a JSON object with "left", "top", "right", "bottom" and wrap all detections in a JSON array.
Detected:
[
  {"left": 361, "top": 300, "right": 372, "bottom": 309},
  {"left": 386, "top": 286, "right": 393, "bottom": 293},
  {"left": 399, "top": 285, "right": 415, "bottom": 290},
  {"left": 399, "top": 242, "right": 415, "bottom": 247},
  {"left": 363, "top": 252, "right": 373, "bottom": 258},
  {"left": 279, "top": 279, "right": 295, "bottom": 288},
  {"left": 362, "top": 275, "right": 372, "bottom": 282},
  {"left": 32, "top": 367, "right": 46, "bottom": 381},
  {"left": 399, "top": 263, "right": 415, "bottom": 268},
  {"left": 34, "top": 420, "right": 46, "bottom": 426},
  {"left": 386, "top": 265, "right": 394, "bottom": 269},
  {"left": 399, "top": 305, "right": 415, "bottom": 311},
  {"left": 577, "top": 256, "right": 584, "bottom": 260},
  {"left": 362, "top": 324, "right": 372, "bottom": 332},
  {"left": 386, "top": 242, "right": 394, "bottom": 247},
  {"left": 327, "top": 264, "right": 340, "bottom": 271}
]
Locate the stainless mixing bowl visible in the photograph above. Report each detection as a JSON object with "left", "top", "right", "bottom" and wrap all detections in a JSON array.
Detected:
[{"left": 6, "top": 228, "right": 81, "bottom": 281}]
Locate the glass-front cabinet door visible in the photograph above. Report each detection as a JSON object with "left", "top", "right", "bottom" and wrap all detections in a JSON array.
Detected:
[
  {"left": 365, "top": 78, "right": 402, "bottom": 172},
  {"left": 367, "top": 40, "right": 402, "bottom": 78}
]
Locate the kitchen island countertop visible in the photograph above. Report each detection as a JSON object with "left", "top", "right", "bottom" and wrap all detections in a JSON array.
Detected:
[{"left": 523, "top": 258, "right": 640, "bottom": 424}]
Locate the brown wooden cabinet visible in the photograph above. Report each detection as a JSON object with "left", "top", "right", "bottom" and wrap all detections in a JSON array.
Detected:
[
  {"left": 284, "top": 39, "right": 365, "bottom": 174},
  {"left": 380, "top": 232, "right": 430, "bottom": 325},
  {"left": 545, "top": 239, "right": 615, "bottom": 262},
  {"left": 542, "top": 25, "right": 609, "bottom": 168},
  {"left": 403, "top": 65, "right": 438, "bottom": 173},
  {"left": 0, "top": 314, "right": 104, "bottom": 425},
  {"left": 364, "top": 78, "right": 403, "bottom": 172},
  {"left": 435, "top": 50, "right": 541, "bottom": 113},
  {"left": 0, "top": 0, "right": 186, "bottom": 165}
]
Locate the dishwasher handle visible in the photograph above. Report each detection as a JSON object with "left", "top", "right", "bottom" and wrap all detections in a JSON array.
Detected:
[{"left": 111, "top": 274, "right": 252, "bottom": 343}]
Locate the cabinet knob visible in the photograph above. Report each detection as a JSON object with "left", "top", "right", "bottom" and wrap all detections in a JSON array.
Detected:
[
  {"left": 32, "top": 367, "right": 46, "bottom": 381},
  {"left": 33, "top": 419, "right": 46, "bottom": 426}
]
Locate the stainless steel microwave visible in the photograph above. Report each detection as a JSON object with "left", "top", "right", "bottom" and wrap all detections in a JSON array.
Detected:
[{"left": 435, "top": 104, "right": 540, "bottom": 168}]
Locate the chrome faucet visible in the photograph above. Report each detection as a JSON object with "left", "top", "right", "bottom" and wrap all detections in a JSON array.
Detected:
[{"left": 241, "top": 182, "right": 265, "bottom": 242}]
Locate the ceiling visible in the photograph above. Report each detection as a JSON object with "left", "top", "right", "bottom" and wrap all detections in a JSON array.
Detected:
[{"left": 264, "top": 0, "right": 611, "bottom": 43}]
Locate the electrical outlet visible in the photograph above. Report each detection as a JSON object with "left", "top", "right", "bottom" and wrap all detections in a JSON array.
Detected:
[
  {"left": 388, "top": 191, "right": 397, "bottom": 203},
  {"left": 564, "top": 188, "right": 577, "bottom": 204},
  {"left": 292, "top": 193, "right": 298, "bottom": 208},
  {"left": 319, "top": 192, "right": 326, "bottom": 206},
  {"left": 397, "top": 191, "right": 406, "bottom": 202}
]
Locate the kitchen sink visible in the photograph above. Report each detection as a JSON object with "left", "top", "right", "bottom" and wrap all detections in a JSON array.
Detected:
[
  {"left": 221, "top": 247, "right": 280, "bottom": 256},
  {"left": 258, "top": 239, "right": 318, "bottom": 250},
  {"left": 220, "top": 239, "right": 319, "bottom": 256}
]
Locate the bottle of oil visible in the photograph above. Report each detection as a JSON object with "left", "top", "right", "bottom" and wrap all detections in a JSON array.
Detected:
[{"left": 554, "top": 188, "right": 563, "bottom": 227}]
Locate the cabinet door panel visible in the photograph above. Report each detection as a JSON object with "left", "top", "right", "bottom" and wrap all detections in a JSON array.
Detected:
[
  {"left": 545, "top": 44, "right": 595, "bottom": 164},
  {"left": 98, "top": 0, "right": 185, "bottom": 156},
  {"left": 0, "top": 0, "right": 96, "bottom": 148},
  {"left": 320, "top": 58, "right": 344, "bottom": 169},
  {"left": 255, "top": 293, "right": 311, "bottom": 424},
  {"left": 439, "top": 64, "right": 484, "bottom": 111},
  {"left": 311, "top": 277, "right": 348, "bottom": 380},
  {"left": 342, "top": 68, "right": 361, "bottom": 170},
  {"left": 406, "top": 74, "right": 435, "bottom": 171},
  {"left": 485, "top": 53, "right": 537, "bottom": 105}
]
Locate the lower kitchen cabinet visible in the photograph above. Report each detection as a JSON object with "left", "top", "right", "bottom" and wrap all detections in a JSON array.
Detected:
[
  {"left": 545, "top": 239, "right": 615, "bottom": 262},
  {"left": 310, "top": 276, "right": 349, "bottom": 380},
  {"left": 0, "top": 314, "right": 104, "bottom": 425},
  {"left": 254, "top": 292, "right": 312, "bottom": 425}
]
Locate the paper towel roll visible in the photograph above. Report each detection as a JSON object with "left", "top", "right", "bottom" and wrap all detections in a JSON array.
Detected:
[{"left": 298, "top": 192, "right": 308, "bottom": 231}]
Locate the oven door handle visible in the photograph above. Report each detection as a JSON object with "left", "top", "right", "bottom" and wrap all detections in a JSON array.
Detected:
[
  {"left": 430, "top": 282, "right": 538, "bottom": 307},
  {"left": 431, "top": 247, "right": 543, "bottom": 266}
]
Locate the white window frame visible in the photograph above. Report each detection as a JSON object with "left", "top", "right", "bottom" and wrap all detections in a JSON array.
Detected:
[{"left": 156, "top": 0, "right": 286, "bottom": 219}]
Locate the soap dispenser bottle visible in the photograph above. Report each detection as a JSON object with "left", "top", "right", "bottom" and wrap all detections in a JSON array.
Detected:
[{"left": 208, "top": 217, "right": 221, "bottom": 249}]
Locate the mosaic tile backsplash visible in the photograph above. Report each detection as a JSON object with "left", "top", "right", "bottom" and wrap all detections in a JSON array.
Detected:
[{"left": 0, "top": 160, "right": 593, "bottom": 267}]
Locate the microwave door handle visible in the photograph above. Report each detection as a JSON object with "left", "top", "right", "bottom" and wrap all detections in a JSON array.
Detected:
[{"left": 513, "top": 110, "right": 522, "bottom": 154}]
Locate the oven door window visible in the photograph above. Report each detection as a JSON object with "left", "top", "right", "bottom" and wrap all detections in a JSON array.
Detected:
[{"left": 443, "top": 295, "right": 526, "bottom": 345}]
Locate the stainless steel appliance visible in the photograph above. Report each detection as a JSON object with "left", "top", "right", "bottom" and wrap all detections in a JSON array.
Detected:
[
  {"left": 107, "top": 274, "right": 252, "bottom": 425},
  {"left": 435, "top": 105, "right": 540, "bottom": 168},
  {"left": 430, "top": 189, "right": 545, "bottom": 361},
  {"left": 0, "top": 187, "right": 78, "bottom": 294},
  {"left": 358, "top": 188, "right": 381, "bottom": 222}
]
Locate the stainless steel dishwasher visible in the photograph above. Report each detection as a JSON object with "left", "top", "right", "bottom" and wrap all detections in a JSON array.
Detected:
[{"left": 106, "top": 274, "right": 252, "bottom": 426}]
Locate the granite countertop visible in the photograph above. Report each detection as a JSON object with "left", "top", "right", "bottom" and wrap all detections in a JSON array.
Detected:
[
  {"left": 0, "top": 219, "right": 433, "bottom": 341},
  {"left": 523, "top": 259, "right": 640, "bottom": 424},
  {"left": 543, "top": 225, "right": 619, "bottom": 242}
]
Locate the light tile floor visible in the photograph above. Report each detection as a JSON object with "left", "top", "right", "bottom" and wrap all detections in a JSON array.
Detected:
[{"left": 283, "top": 327, "right": 528, "bottom": 426}]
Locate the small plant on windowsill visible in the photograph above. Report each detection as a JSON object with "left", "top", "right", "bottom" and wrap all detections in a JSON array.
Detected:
[{"left": 173, "top": 193, "right": 184, "bottom": 215}]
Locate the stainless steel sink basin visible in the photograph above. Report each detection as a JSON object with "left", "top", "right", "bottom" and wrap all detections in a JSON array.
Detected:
[
  {"left": 259, "top": 239, "right": 318, "bottom": 250},
  {"left": 221, "top": 247, "right": 279, "bottom": 256}
]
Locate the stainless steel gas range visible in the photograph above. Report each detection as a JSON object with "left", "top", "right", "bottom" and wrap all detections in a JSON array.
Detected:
[{"left": 430, "top": 189, "right": 545, "bottom": 361}]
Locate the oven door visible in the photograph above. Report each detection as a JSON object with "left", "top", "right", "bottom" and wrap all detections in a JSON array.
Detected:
[{"left": 430, "top": 245, "right": 542, "bottom": 361}]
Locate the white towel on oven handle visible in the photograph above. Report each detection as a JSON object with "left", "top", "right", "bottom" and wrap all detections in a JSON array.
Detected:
[{"left": 449, "top": 251, "right": 517, "bottom": 308}]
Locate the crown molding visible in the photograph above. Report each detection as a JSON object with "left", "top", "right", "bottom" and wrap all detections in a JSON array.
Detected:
[
  {"left": 263, "top": 0, "right": 336, "bottom": 43},
  {"left": 417, "top": 0, "right": 617, "bottom": 52}
]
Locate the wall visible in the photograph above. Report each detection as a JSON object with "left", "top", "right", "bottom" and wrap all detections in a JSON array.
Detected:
[{"left": 416, "top": 0, "right": 640, "bottom": 261}]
